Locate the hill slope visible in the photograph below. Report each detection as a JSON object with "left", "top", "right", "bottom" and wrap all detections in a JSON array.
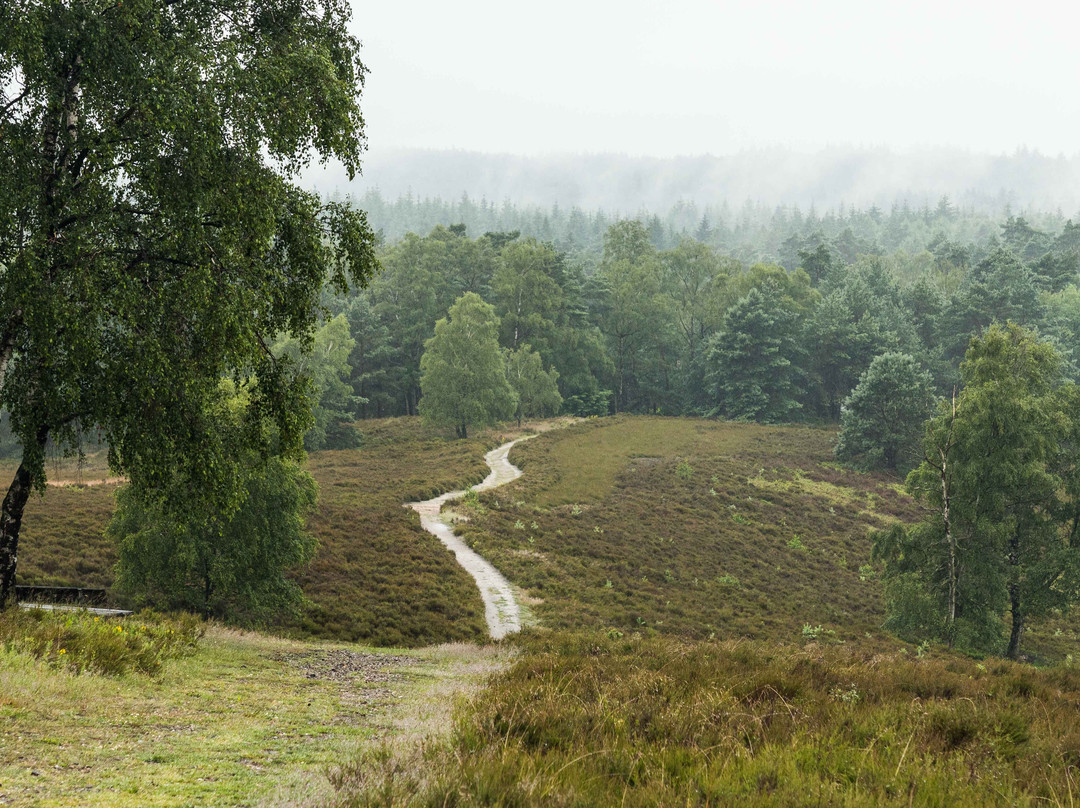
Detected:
[
  {"left": 11, "top": 419, "right": 493, "bottom": 647},
  {"left": 458, "top": 416, "right": 915, "bottom": 645}
]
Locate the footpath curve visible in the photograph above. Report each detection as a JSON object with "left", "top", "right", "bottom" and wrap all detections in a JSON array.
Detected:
[{"left": 406, "top": 439, "right": 529, "bottom": 641}]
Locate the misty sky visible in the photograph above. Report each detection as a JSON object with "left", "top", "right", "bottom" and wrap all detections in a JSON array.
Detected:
[{"left": 349, "top": 0, "right": 1079, "bottom": 159}]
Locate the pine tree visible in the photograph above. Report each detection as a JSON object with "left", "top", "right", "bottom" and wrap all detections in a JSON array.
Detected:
[{"left": 704, "top": 285, "right": 803, "bottom": 423}]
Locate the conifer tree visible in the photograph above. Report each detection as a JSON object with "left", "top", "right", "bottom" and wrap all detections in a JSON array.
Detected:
[
  {"left": 835, "top": 353, "right": 935, "bottom": 472},
  {"left": 704, "top": 285, "right": 803, "bottom": 423}
]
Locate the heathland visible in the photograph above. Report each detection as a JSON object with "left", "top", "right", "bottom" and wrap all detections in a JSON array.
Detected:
[{"left": 8, "top": 415, "right": 1080, "bottom": 805}]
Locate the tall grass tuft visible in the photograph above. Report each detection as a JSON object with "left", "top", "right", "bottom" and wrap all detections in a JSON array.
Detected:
[
  {"left": 0, "top": 608, "right": 202, "bottom": 676},
  {"left": 329, "top": 631, "right": 1080, "bottom": 806}
]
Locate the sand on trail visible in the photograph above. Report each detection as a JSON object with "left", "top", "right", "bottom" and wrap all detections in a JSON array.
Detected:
[{"left": 406, "top": 439, "right": 529, "bottom": 641}]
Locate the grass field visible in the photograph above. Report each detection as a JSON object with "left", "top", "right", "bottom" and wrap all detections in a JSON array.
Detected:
[
  {"left": 322, "top": 415, "right": 1080, "bottom": 806},
  {"left": 0, "top": 613, "right": 506, "bottom": 807},
  {"left": 329, "top": 632, "right": 1080, "bottom": 807},
  {"left": 457, "top": 416, "right": 919, "bottom": 647},
  {"left": 11, "top": 415, "right": 1080, "bottom": 804}
]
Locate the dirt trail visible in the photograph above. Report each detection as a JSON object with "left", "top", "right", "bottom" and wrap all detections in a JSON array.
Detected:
[{"left": 407, "top": 438, "right": 531, "bottom": 641}]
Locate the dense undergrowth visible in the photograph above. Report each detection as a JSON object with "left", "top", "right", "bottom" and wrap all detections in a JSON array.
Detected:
[
  {"left": 458, "top": 416, "right": 919, "bottom": 646},
  {"left": 330, "top": 631, "right": 1080, "bottom": 807},
  {"left": 0, "top": 609, "right": 202, "bottom": 676}
]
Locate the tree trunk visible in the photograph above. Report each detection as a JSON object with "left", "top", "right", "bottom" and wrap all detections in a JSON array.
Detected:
[
  {"left": 202, "top": 557, "right": 213, "bottom": 619},
  {"left": 1007, "top": 582, "right": 1024, "bottom": 660},
  {"left": 0, "top": 428, "right": 48, "bottom": 606},
  {"left": 940, "top": 390, "right": 958, "bottom": 648},
  {"left": 0, "top": 311, "right": 21, "bottom": 396},
  {"left": 941, "top": 451, "right": 956, "bottom": 647}
]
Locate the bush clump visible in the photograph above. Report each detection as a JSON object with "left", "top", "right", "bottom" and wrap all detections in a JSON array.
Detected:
[
  {"left": 0, "top": 608, "right": 203, "bottom": 676},
  {"left": 328, "top": 631, "right": 1080, "bottom": 806}
]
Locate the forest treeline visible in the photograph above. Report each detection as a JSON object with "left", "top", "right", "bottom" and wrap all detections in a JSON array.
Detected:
[
  {"left": 4, "top": 200, "right": 1078, "bottom": 459},
  {"left": 309, "top": 204, "right": 1080, "bottom": 440},
  {"left": 316, "top": 146, "right": 1080, "bottom": 214},
  {"left": 357, "top": 188, "right": 1072, "bottom": 260}
]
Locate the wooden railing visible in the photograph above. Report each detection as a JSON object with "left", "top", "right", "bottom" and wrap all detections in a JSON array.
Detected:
[{"left": 15, "top": 585, "right": 108, "bottom": 606}]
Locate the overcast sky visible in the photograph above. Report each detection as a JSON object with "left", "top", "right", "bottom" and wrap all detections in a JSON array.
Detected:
[{"left": 349, "top": 0, "right": 1080, "bottom": 159}]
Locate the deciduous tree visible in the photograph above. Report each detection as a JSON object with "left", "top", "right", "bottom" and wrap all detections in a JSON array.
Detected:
[
  {"left": 505, "top": 345, "right": 561, "bottom": 426},
  {"left": 875, "top": 325, "right": 1080, "bottom": 658},
  {"left": 835, "top": 353, "right": 935, "bottom": 472},
  {"left": 0, "top": 0, "right": 376, "bottom": 603},
  {"left": 110, "top": 383, "right": 318, "bottom": 621},
  {"left": 419, "top": 293, "right": 516, "bottom": 438}
]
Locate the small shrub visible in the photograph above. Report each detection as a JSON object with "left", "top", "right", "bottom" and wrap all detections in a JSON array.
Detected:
[
  {"left": 927, "top": 708, "right": 980, "bottom": 750},
  {"left": 675, "top": 460, "right": 694, "bottom": 480},
  {"left": 462, "top": 488, "right": 485, "bottom": 513},
  {"left": 787, "top": 535, "right": 805, "bottom": 550},
  {"left": 0, "top": 609, "right": 203, "bottom": 676},
  {"left": 801, "top": 624, "right": 836, "bottom": 642},
  {"left": 829, "top": 682, "right": 862, "bottom": 704}
]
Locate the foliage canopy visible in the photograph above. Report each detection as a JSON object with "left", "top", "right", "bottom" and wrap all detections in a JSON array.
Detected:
[
  {"left": 0, "top": 0, "right": 377, "bottom": 600},
  {"left": 419, "top": 292, "right": 516, "bottom": 438}
]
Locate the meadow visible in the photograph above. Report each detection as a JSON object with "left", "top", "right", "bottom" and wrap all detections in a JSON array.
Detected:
[
  {"left": 326, "top": 415, "right": 1080, "bottom": 806},
  {"left": 291, "top": 418, "right": 492, "bottom": 646},
  {"left": 329, "top": 632, "right": 1080, "bottom": 807},
  {"left": 0, "top": 609, "right": 506, "bottom": 807},
  {"left": 11, "top": 415, "right": 1080, "bottom": 805}
]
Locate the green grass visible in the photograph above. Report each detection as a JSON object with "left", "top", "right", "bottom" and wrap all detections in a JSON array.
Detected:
[
  {"left": 513, "top": 416, "right": 703, "bottom": 506},
  {"left": 0, "top": 618, "right": 506, "bottom": 807},
  {"left": 328, "top": 631, "right": 1080, "bottom": 807},
  {"left": 458, "top": 416, "right": 919, "bottom": 645},
  {"left": 0, "top": 608, "right": 202, "bottom": 676}
]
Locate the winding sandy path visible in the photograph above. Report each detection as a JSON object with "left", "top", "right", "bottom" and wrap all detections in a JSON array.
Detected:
[{"left": 407, "top": 439, "right": 529, "bottom": 641}]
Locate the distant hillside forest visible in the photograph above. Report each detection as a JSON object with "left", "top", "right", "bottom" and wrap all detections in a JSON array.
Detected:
[
  {"left": 316, "top": 147, "right": 1080, "bottom": 214},
  {"left": 309, "top": 198, "right": 1080, "bottom": 431},
  {"left": 2, "top": 197, "right": 1077, "bottom": 458},
  {"left": 357, "top": 188, "right": 1074, "bottom": 262}
]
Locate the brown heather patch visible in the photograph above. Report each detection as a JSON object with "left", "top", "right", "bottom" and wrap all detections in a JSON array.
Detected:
[
  {"left": 328, "top": 632, "right": 1080, "bottom": 807},
  {"left": 17, "top": 482, "right": 119, "bottom": 589},
  {"left": 11, "top": 418, "right": 496, "bottom": 647},
  {"left": 456, "top": 415, "right": 918, "bottom": 647},
  {"left": 457, "top": 415, "right": 1080, "bottom": 659},
  {"left": 282, "top": 417, "right": 493, "bottom": 647}
]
